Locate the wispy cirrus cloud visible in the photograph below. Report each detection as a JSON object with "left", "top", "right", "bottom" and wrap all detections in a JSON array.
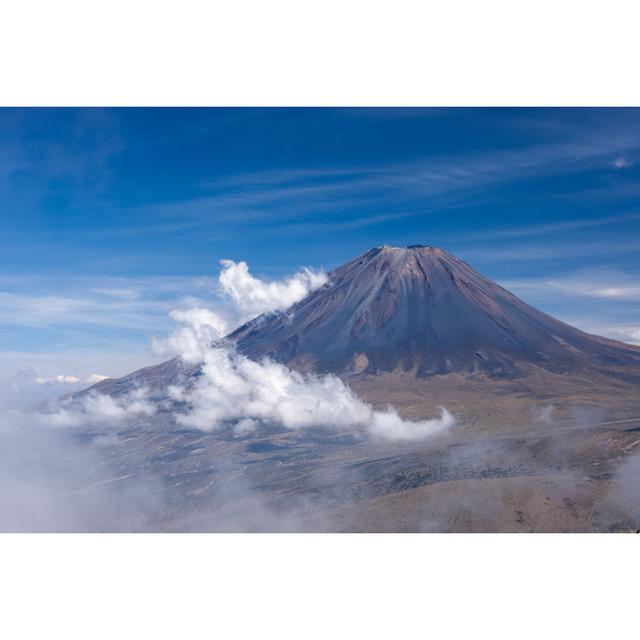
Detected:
[
  {"left": 500, "top": 270, "right": 640, "bottom": 300},
  {"left": 101, "top": 122, "right": 640, "bottom": 237},
  {"left": 3, "top": 108, "right": 640, "bottom": 388},
  {"left": 496, "top": 269, "right": 640, "bottom": 345},
  {"left": 461, "top": 211, "right": 640, "bottom": 241},
  {"left": 453, "top": 238, "right": 640, "bottom": 264},
  {"left": 590, "top": 326, "right": 640, "bottom": 345},
  {"left": 0, "top": 274, "right": 216, "bottom": 381},
  {"left": 0, "top": 275, "right": 212, "bottom": 331},
  {"left": 0, "top": 259, "right": 330, "bottom": 380}
]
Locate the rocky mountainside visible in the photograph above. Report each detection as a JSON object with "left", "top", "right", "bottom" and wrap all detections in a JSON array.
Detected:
[
  {"left": 87, "top": 244, "right": 640, "bottom": 402},
  {"left": 230, "top": 245, "right": 640, "bottom": 379},
  {"left": 64, "top": 245, "right": 640, "bottom": 532}
]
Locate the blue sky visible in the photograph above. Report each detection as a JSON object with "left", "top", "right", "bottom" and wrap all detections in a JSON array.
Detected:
[{"left": 1, "top": 107, "right": 639, "bottom": 378}]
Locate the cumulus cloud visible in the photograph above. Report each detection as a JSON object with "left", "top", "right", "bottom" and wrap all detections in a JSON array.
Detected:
[
  {"left": 36, "top": 374, "right": 80, "bottom": 384},
  {"left": 34, "top": 373, "right": 110, "bottom": 385},
  {"left": 166, "top": 342, "right": 453, "bottom": 442},
  {"left": 144, "top": 260, "right": 453, "bottom": 442},
  {"left": 0, "top": 254, "right": 455, "bottom": 532},
  {"left": 368, "top": 406, "right": 455, "bottom": 441},
  {"left": 150, "top": 259, "right": 328, "bottom": 362},
  {"left": 151, "top": 307, "right": 229, "bottom": 363},
  {"left": 38, "top": 325, "right": 453, "bottom": 442},
  {"left": 218, "top": 259, "right": 328, "bottom": 318},
  {"left": 85, "top": 373, "right": 110, "bottom": 384},
  {"left": 41, "top": 387, "right": 156, "bottom": 428},
  {"left": 32, "top": 250, "right": 380, "bottom": 438}
]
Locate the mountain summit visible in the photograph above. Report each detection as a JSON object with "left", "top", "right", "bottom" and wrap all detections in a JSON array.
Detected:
[{"left": 230, "top": 245, "right": 640, "bottom": 378}]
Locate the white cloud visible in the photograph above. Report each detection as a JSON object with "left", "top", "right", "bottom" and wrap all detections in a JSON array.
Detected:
[
  {"left": 589, "top": 326, "right": 640, "bottom": 345},
  {"left": 34, "top": 373, "right": 110, "bottom": 385},
  {"left": 613, "top": 156, "right": 631, "bottom": 169},
  {"left": 30, "top": 373, "right": 109, "bottom": 386},
  {"left": 218, "top": 259, "right": 328, "bottom": 318},
  {"left": 32, "top": 324, "right": 453, "bottom": 442},
  {"left": 0, "top": 401, "right": 166, "bottom": 532},
  {"left": 85, "top": 374, "right": 110, "bottom": 384},
  {"left": 167, "top": 342, "right": 453, "bottom": 442},
  {"left": 0, "top": 275, "right": 210, "bottom": 331},
  {"left": 151, "top": 307, "right": 230, "bottom": 363},
  {"left": 368, "top": 406, "right": 455, "bottom": 441},
  {"left": 502, "top": 272, "right": 640, "bottom": 300},
  {"left": 0, "top": 258, "right": 330, "bottom": 407},
  {"left": 14, "top": 257, "right": 453, "bottom": 443},
  {"left": 42, "top": 387, "right": 156, "bottom": 428},
  {"left": 151, "top": 260, "right": 329, "bottom": 362},
  {"left": 0, "top": 368, "right": 117, "bottom": 411},
  {"left": 147, "top": 260, "right": 452, "bottom": 442},
  {"left": 35, "top": 374, "right": 81, "bottom": 385}
]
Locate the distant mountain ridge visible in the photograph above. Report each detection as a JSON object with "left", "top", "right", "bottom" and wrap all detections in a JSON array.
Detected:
[{"left": 230, "top": 245, "right": 640, "bottom": 379}]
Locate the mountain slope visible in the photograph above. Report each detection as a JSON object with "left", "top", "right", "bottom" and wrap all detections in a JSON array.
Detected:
[
  {"left": 229, "top": 245, "right": 640, "bottom": 379},
  {"left": 67, "top": 244, "right": 640, "bottom": 532}
]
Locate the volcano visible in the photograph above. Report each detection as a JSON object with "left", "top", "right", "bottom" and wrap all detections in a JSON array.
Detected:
[
  {"left": 89, "top": 244, "right": 640, "bottom": 402},
  {"left": 230, "top": 245, "right": 640, "bottom": 379},
  {"left": 66, "top": 245, "right": 640, "bottom": 533}
]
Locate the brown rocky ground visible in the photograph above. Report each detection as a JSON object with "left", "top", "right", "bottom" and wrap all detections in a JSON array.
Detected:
[
  {"left": 56, "top": 363, "right": 640, "bottom": 533},
  {"left": 300, "top": 369, "right": 640, "bottom": 532}
]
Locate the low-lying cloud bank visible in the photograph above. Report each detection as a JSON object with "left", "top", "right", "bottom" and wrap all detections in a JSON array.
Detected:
[
  {"left": 0, "top": 406, "right": 166, "bottom": 532},
  {"left": 39, "top": 309, "right": 454, "bottom": 442},
  {"left": 42, "top": 387, "right": 156, "bottom": 428},
  {"left": 168, "top": 342, "right": 454, "bottom": 441}
]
